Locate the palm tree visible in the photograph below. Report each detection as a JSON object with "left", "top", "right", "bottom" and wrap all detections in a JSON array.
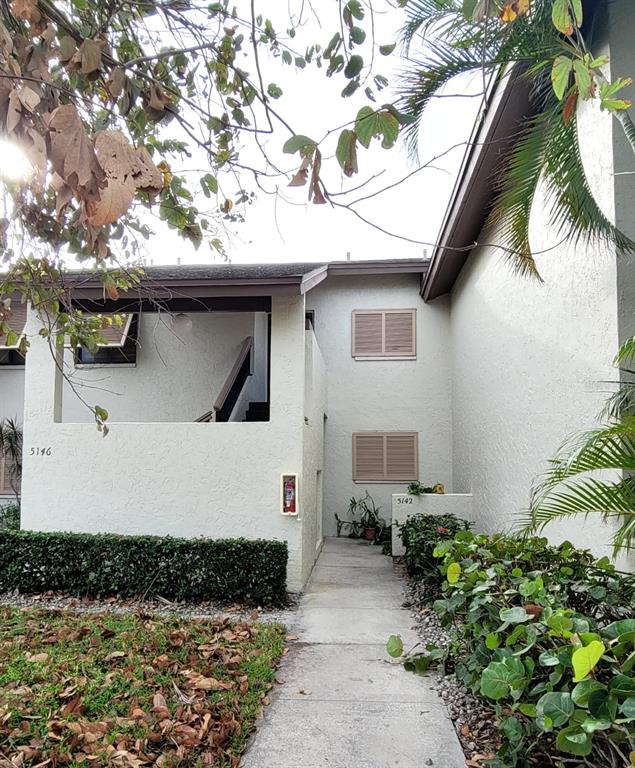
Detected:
[
  {"left": 397, "top": 0, "right": 635, "bottom": 277},
  {"left": 520, "top": 337, "right": 635, "bottom": 554},
  {"left": 0, "top": 418, "right": 23, "bottom": 504}
]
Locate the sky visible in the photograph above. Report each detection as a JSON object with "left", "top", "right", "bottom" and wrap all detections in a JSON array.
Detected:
[{"left": 138, "top": 2, "right": 483, "bottom": 267}]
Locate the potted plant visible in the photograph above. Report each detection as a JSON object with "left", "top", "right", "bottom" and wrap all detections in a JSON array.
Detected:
[
  {"left": 357, "top": 492, "right": 386, "bottom": 542},
  {"left": 335, "top": 496, "right": 363, "bottom": 538}
]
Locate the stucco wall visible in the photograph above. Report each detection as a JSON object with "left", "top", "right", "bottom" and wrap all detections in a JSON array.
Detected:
[
  {"left": 20, "top": 296, "right": 310, "bottom": 592},
  {"left": 61, "top": 311, "right": 265, "bottom": 423},
  {"left": 300, "top": 328, "right": 328, "bottom": 584},
  {"left": 306, "top": 274, "right": 453, "bottom": 537},
  {"left": 448, "top": 70, "right": 623, "bottom": 558}
]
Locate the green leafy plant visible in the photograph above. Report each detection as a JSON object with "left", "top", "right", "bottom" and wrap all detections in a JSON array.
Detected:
[
  {"left": 522, "top": 336, "right": 635, "bottom": 554},
  {"left": 407, "top": 481, "right": 445, "bottom": 496},
  {"left": 397, "top": 512, "right": 471, "bottom": 577},
  {"left": 0, "top": 530, "right": 288, "bottom": 606},
  {"left": 0, "top": 418, "right": 22, "bottom": 503},
  {"left": 335, "top": 492, "right": 389, "bottom": 544},
  {"left": 389, "top": 529, "right": 635, "bottom": 766},
  {"left": 0, "top": 503, "right": 20, "bottom": 531}
]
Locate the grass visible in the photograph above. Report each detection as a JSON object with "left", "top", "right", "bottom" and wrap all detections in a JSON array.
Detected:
[{"left": 0, "top": 607, "right": 286, "bottom": 767}]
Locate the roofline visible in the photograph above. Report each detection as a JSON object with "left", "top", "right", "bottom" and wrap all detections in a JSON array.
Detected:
[
  {"left": 64, "top": 259, "right": 429, "bottom": 300},
  {"left": 421, "top": 65, "right": 532, "bottom": 301}
]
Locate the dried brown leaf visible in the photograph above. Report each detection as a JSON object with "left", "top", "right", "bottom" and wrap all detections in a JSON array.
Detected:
[{"left": 48, "top": 104, "right": 104, "bottom": 194}]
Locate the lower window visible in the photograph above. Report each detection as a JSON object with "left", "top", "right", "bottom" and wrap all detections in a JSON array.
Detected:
[{"left": 352, "top": 432, "right": 418, "bottom": 482}]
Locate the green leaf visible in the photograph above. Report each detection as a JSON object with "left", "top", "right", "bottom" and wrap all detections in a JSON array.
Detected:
[
  {"left": 386, "top": 634, "right": 403, "bottom": 658},
  {"left": 573, "top": 60, "right": 594, "bottom": 100},
  {"left": 536, "top": 692, "right": 575, "bottom": 728},
  {"left": 346, "top": 0, "right": 364, "bottom": 20},
  {"left": 341, "top": 80, "right": 360, "bottom": 98},
  {"left": 608, "top": 674, "right": 635, "bottom": 699},
  {"left": 344, "top": 55, "right": 364, "bottom": 79},
  {"left": 267, "top": 83, "right": 283, "bottom": 99},
  {"left": 379, "top": 43, "right": 396, "bottom": 56},
  {"left": 350, "top": 26, "right": 366, "bottom": 45},
  {"left": 500, "top": 607, "right": 530, "bottom": 624},
  {"left": 447, "top": 562, "right": 461, "bottom": 585},
  {"left": 556, "top": 726, "right": 592, "bottom": 756},
  {"left": 485, "top": 632, "right": 500, "bottom": 650},
  {"left": 335, "top": 129, "right": 358, "bottom": 177},
  {"left": 282, "top": 135, "right": 316, "bottom": 155},
  {"left": 603, "top": 619, "right": 635, "bottom": 640},
  {"left": 620, "top": 696, "right": 635, "bottom": 719},
  {"left": 580, "top": 716, "right": 611, "bottom": 733},
  {"left": 480, "top": 658, "right": 524, "bottom": 701},
  {"left": 570, "top": 0, "right": 583, "bottom": 25},
  {"left": 552, "top": 0, "right": 574, "bottom": 34},
  {"left": 539, "top": 650, "right": 561, "bottom": 667},
  {"left": 572, "top": 679, "right": 605, "bottom": 707},
  {"left": 588, "top": 689, "right": 618, "bottom": 720},
  {"left": 355, "top": 106, "right": 378, "bottom": 148},
  {"left": 551, "top": 56, "right": 572, "bottom": 101},
  {"left": 572, "top": 640, "right": 605, "bottom": 682}
]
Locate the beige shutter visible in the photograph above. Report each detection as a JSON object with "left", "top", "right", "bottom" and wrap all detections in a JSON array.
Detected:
[
  {"left": 386, "top": 433, "right": 418, "bottom": 480},
  {"left": 352, "top": 434, "right": 385, "bottom": 480},
  {"left": 352, "top": 309, "right": 416, "bottom": 358},
  {"left": 0, "top": 453, "right": 18, "bottom": 495},
  {"left": 352, "top": 432, "right": 418, "bottom": 481},
  {"left": 352, "top": 311, "right": 383, "bottom": 357},
  {"left": 384, "top": 311, "right": 416, "bottom": 356},
  {"left": 0, "top": 301, "right": 27, "bottom": 349}
]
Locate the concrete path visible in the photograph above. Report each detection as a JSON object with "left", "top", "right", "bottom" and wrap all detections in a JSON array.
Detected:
[{"left": 241, "top": 537, "right": 465, "bottom": 767}]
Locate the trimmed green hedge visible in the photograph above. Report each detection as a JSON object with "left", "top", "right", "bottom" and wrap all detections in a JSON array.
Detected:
[{"left": 0, "top": 530, "right": 288, "bottom": 606}]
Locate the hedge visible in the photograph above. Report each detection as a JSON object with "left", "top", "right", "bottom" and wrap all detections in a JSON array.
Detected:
[{"left": 0, "top": 530, "right": 288, "bottom": 606}]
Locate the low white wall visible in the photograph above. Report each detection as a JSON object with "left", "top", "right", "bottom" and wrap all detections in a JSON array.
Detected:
[
  {"left": 61, "top": 311, "right": 261, "bottom": 423},
  {"left": 306, "top": 275, "right": 453, "bottom": 536},
  {"left": 391, "top": 493, "right": 474, "bottom": 556},
  {"left": 20, "top": 296, "right": 310, "bottom": 592}
]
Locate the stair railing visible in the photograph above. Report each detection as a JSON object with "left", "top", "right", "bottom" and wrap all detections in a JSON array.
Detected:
[{"left": 196, "top": 336, "right": 253, "bottom": 423}]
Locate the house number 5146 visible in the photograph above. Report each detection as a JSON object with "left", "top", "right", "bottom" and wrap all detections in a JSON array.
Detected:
[{"left": 30, "top": 447, "right": 52, "bottom": 456}]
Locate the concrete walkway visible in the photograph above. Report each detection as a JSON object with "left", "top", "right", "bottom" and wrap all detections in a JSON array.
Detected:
[{"left": 241, "top": 537, "right": 465, "bottom": 767}]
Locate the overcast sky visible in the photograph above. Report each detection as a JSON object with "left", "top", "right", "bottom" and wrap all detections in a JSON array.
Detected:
[{"left": 139, "top": 2, "right": 482, "bottom": 267}]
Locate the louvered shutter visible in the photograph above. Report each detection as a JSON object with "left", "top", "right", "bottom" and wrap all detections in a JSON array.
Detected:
[
  {"left": 384, "top": 311, "right": 416, "bottom": 356},
  {"left": 352, "top": 311, "right": 383, "bottom": 357},
  {"left": 0, "top": 453, "right": 19, "bottom": 495},
  {"left": 353, "top": 432, "right": 418, "bottom": 481},
  {"left": 353, "top": 434, "right": 385, "bottom": 480},
  {"left": 352, "top": 309, "right": 416, "bottom": 358},
  {"left": 0, "top": 302, "right": 27, "bottom": 349},
  {"left": 386, "top": 433, "right": 418, "bottom": 480},
  {"left": 97, "top": 314, "right": 133, "bottom": 347}
]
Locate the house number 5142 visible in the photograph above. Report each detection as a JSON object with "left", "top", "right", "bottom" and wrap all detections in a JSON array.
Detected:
[{"left": 30, "top": 447, "right": 52, "bottom": 456}]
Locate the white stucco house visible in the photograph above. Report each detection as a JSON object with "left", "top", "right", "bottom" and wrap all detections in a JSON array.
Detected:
[{"left": 2, "top": 0, "right": 635, "bottom": 586}]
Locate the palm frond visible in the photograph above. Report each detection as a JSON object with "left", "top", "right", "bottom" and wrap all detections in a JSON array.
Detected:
[
  {"left": 0, "top": 418, "right": 23, "bottom": 473},
  {"left": 521, "top": 477, "right": 635, "bottom": 555},
  {"left": 615, "top": 336, "right": 635, "bottom": 365}
]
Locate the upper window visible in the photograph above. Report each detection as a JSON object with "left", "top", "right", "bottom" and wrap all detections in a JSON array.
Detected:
[
  {"left": 0, "top": 301, "right": 27, "bottom": 367},
  {"left": 351, "top": 309, "right": 416, "bottom": 358},
  {"left": 75, "top": 314, "right": 139, "bottom": 366},
  {"left": 352, "top": 432, "right": 418, "bottom": 482}
]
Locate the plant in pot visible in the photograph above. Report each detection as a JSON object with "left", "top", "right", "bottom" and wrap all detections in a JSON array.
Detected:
[
  {"left": 357, "top": 492, "right": 387, "bottom": 542},
  {"left": 335, "top": 496, "right": 363, "bottom": 538}
]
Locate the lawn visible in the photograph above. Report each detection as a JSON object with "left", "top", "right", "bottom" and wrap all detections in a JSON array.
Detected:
[{"left": 0, "top": 608, "right": 286, "bottom": 767}]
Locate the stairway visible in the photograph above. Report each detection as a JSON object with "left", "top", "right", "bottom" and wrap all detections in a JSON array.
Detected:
[{"left": 243, "top": 401, "right": 270, "bottom": 422}]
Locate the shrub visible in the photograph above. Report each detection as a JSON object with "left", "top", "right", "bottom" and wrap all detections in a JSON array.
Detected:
[
  {"left": 0, "top": 503, "right": 20, "bottom": 531},
  {"left": 0, "top": 530, "right": 288, "bottom": 606},
  {"left": 390, "top": 531, "right": 635, "bottom": 767},
  {"left": 398, "top": 513, "right": 471, "bottom": 576}
]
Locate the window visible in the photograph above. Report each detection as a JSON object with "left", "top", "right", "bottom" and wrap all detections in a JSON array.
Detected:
[
  {"left": 0, "top": 452, "right": 19, "bottom": 496},
  {"left": 352, "top": 432, "right": 418, "bottom": 482},
  {"left": 0, "top": 301, "right": 27, "bottom": 366},
  {"left": 352, "top": 309, "right": 416, "bottom": 358},
  {"left": 75, "top": 314, "right": 139, "bottom": 366}
]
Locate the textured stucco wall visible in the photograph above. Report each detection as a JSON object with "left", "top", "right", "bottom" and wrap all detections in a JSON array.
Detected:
[
  {"left": 61, "top": 311, "right": 263, "bottom": 424},
  {"left": 20, "top": 296, "right": 310, "bottom": 592},
  {"left": 448, "top": 62, "right": 623, "bottom": 557},
  {"left": 300, "top": 329, "right": 328, "bottom": 584},
  {"left": 306, "top": 275, "right": 453, "bottom": 537}
]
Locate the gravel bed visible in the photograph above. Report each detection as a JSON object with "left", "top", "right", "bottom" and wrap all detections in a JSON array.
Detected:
[
  {"left": 0, "top": 589, "right": 298, "bottom": 626},
  {"left": 402, "top": 576, "right": 500, "bottom": 764}
]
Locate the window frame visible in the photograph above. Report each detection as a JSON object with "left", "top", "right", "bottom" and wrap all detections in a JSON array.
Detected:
[
  {"left": 351, "top": 308, "right": 417, "bottom": 359},
  {"left": 352, "top": 431, "right": 419, "bottom": 482},
  {"left": 74, "top": 313, "right": 139, "bottom": 367}
]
